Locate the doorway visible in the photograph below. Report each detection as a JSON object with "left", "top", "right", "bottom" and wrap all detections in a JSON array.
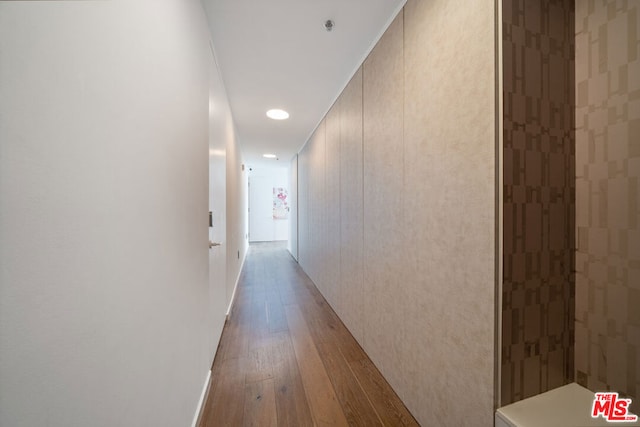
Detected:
[{"left": 248, "top": 167, "right": 290, "bottom": 243}]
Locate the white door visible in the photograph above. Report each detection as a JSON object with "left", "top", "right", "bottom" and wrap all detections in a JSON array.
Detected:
[{"left": 207, "top": 49, "right": 228, "bottom": 365}]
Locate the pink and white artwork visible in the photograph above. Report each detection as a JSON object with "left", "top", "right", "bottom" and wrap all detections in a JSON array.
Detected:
[{"left": 273, "top": 187, "right": 289, "bottom": 219}]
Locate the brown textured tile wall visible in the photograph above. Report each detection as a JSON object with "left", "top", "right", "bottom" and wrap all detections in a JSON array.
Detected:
[
  {"left": 502, "top": 0, "right": 576, "bottom": 405},
  {"left": 575, "top": 0, "right": 640, "bottom": 412}
]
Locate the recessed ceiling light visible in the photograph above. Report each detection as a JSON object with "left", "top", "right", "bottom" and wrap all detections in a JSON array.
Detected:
[
  {"left": 263, "top": 154, "right": 277, "bottom": 159},
  {"left": 266, "top": 109, "right": 289, "bottom": 120}
]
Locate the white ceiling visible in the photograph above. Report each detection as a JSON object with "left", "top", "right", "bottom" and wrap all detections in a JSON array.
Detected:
[{"left": 202, "top": 0, "right": 405, "bottom": 168}]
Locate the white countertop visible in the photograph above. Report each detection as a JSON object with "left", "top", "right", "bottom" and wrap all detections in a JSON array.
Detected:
[{"left": 496, "top": 383, "right": 640, "bottom": 427}]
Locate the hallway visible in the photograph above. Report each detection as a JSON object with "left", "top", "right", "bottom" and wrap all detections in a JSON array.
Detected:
[{"left": 199, "top": 242, "right": 418, "bottom": 426}]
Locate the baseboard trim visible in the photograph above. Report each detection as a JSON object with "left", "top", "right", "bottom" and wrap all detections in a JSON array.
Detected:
[
  {"left": 191, "top": 370, "right": 212, "bottom": 427},
  {"left": 226, "top": 249, "right": 247, "bottom": 318}
]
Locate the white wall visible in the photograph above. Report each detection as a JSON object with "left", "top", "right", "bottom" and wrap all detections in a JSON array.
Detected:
[
  {"left": 248, "top": 167, "right": 289, "bottom": 242},
  {"left": 0, "top": 2, "right": 235, "bottom": 426},
  {"left": 224, "top": 108, "right": 249, "bottom": 313}
]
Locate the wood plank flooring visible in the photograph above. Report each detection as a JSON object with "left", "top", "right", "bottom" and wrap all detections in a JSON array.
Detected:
[{"left": 199, "top": 242, "right": 418, "bottom": 427}]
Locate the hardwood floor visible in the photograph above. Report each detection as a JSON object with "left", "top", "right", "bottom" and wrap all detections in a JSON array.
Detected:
[{"left": 199, "top": 242, "right": 418, "bottom": 427}]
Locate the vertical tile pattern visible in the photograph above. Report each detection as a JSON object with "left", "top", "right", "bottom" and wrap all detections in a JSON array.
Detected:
[
  {"left": 501, "top": 0, "right": 576, "bottom": 405},
  {"left": 362, "top": 12, "right": 406, "bottom": 394},
  {"left": 575, "top": 1, "right": 640, "bottom": 412}
]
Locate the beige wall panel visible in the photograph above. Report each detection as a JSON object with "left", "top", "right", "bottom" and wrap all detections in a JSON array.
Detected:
[
  {"left": 296, "top": 2, "right": 497, "bottom": 424},
  {"left": 318, "top": 121, "right": 329, "bottom": 297},
  {"left": 403, "top": 0, "right": 496, "bottom": 425},
  {"left": 362, "top": 13, "right": 406, "bottom": 393},
  {"left": 297, "top": 145, "right": 310, "bottom": 271},
  {"left": 307, "top": 130, "right": 317, "bottom": 284},
  {"left": 308, "top": 121, "right": 326, "bottom": 291},
  {"left": 325, "top": 100, "right": 341, "bottom": 309},
  {"left": 288, "top": 155, "right": 298, "bottom": 260},
  {"left": 318, "top": 121, "right": 328, "bottom": 295},
  {"left": 339, "top": 68, "right": 365, "bottom": 344},
  {"left": 305, "top": 132, "right": 317, "bottom": 284}
]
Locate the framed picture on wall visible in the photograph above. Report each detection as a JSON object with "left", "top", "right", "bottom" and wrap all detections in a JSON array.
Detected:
[{"left": 273, "top": 187, "right": 288, "bottom": 219}]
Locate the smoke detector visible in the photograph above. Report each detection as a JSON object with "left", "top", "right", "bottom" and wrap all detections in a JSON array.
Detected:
[{"left": 324, "top": 19, "right": 334, "bottom": 32}]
